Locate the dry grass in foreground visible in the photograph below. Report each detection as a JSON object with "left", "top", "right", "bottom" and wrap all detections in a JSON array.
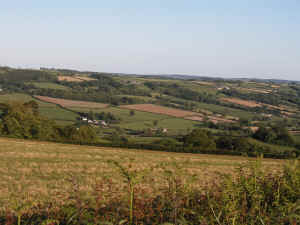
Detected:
[{"left": 0, "top": 137, "right": 283, "bottom": 208}]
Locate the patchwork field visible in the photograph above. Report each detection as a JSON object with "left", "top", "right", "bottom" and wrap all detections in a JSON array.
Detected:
[
  {"left": 120, "top": 104, "right": 235, "bottom": 124},
  {"left": 35, "top": 95, "right": 109, "bottom": 109},
  {"left": 69, "top": 106, "right": 199, "bottom": 132},
  {"left": 0, "top": 137, "right": 283, "bottom": 207},
  {"left": 185, "top": 116, "right": 203, "bottom": 121},
  {"left": 186, "top": 115, "right": 235, "bottom": 123},
  {"left": 74, "top": 75, "right": 97, "bottom": 81},
  {"left": 208, "top": 115, "right": 235, "bottom": 123},
  {"left": 58, "top": 75, "right": 97, "bottom": 82},
  {"left": 221, "top": 97, "right": 262, "bottom": 108},
  {"left": 121, "top": 104, "right": 201, "bottom": 117},
  {"left": 237, "top": 87, "right": 272, "bottom": 94},
  {"left": 58, "top": 75, "right": 83, "bottom": 82}
]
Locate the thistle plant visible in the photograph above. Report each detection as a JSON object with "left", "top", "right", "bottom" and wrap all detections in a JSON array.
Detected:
[{"left": 108, "top": 159, "right": 149, "bottom": 225}]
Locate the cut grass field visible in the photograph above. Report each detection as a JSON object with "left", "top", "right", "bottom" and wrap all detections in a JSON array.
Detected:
[
  {"left": 35, "top": 95, "right": 109, "bottom": 109},
  {"left": 58, "top": 75, "right": 97, "bottom": 82},
  {"left": 120, "top": 104, "right": 201, "bottom": 117},
  {"left": 221, "top": 97, "right": 262, "bottom": 108},
  {"left": 0, "top": 137, "right": 283, "bottom": 207},
  {"left": 120, "top": 103, "right": 237, "bottom": 124},
  {"left": 58, "top": 75, "right": 83, "bottom": 82}
]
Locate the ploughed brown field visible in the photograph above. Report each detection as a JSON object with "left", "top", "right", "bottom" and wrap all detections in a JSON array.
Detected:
[
  {"left": 34, "top": 95, "right": 109, "bottom": 108},
  {"left": 221, "top": 97, "right": 262, "bottom": 108},
  {"left": 121, "top": 104, "right": 201, "bottom": 117}
]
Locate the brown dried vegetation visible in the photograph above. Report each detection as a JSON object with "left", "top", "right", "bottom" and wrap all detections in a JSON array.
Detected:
[{"left": 1, "top": 138, "right": 298, "bottom": 224}]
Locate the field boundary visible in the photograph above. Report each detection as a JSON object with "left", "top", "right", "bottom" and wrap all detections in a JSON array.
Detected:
[{"left": 32, "top": 95, "right": 80, "bottom": 121}]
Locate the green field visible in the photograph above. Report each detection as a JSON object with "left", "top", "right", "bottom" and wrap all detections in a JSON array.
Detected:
[
  {"left": 69, "top": 106, "right": 201, "bottom": 132},
  {"left": 121, "top": 117, "right": 198, "bottom": 132},
  {"left": 115, "top": 94, "right": 156, "bottom": 101},
  {"left": 30, "top": 82, "right": 70, "bottom": 90},
  {"left": 0, "top": 93, "right": 35, "bottom": 102},
  {"left": 0, "top": 93, "right": 78, "bottom": 124},
  {"left": 183, "top": 81, "right": 218, "bottom": 94},
  {"left": 70, "top": 106, "right": 168, "bottom": 121}
]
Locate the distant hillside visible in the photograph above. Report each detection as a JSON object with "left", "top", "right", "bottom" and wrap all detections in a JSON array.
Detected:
[{"left": 0, "top": 65, "right": 299, "bottom": 158}]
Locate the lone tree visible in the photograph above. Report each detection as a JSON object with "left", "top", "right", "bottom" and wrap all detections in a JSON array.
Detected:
[{"left": 130, "top": 110, "right": 135, "bottom": 116}]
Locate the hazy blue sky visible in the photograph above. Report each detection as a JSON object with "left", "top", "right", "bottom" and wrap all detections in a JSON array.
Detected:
[{"left": 1, "top": 0, "right": 300, "bottom": 80}]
